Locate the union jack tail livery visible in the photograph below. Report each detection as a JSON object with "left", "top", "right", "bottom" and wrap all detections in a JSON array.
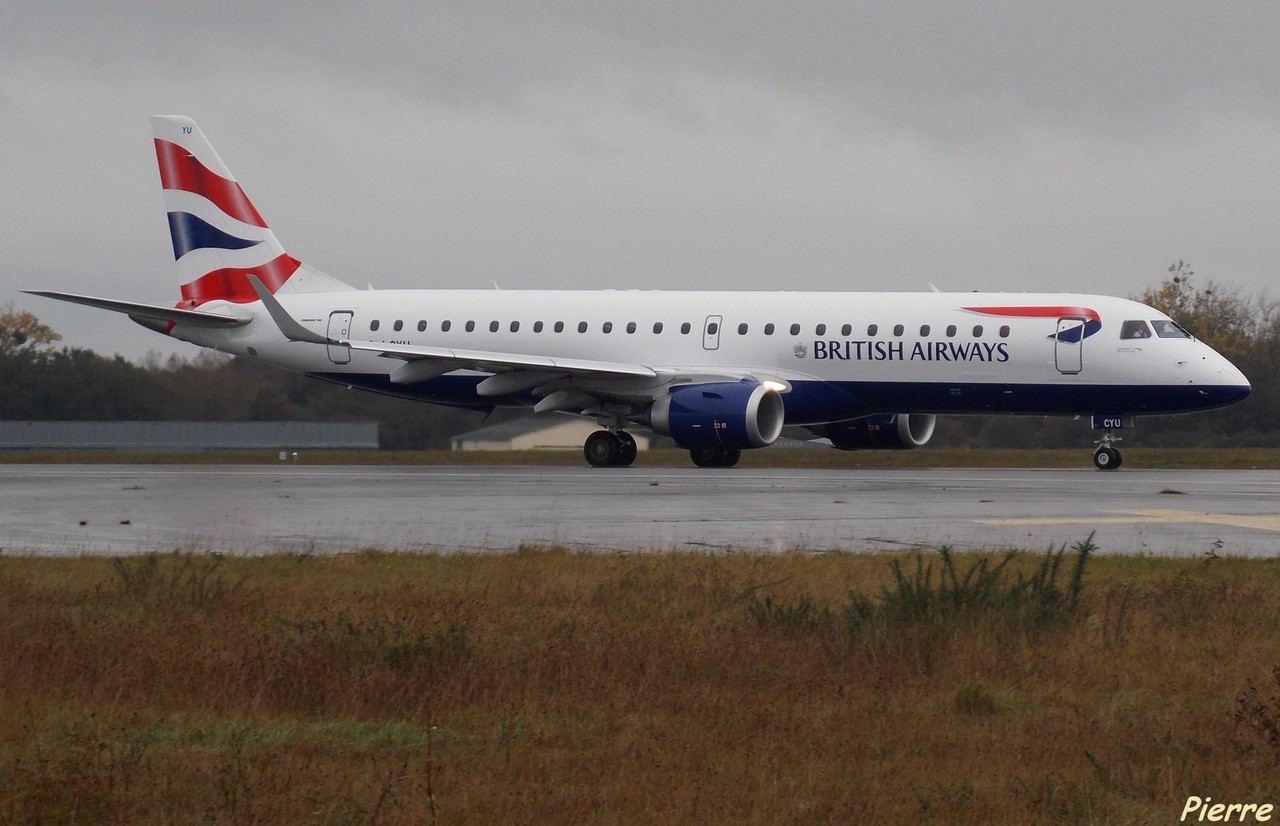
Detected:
[{"left": 151, "top": 115, "right": 350, "bottom": 308}]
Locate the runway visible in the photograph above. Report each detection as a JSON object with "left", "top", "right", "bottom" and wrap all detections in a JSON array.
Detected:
[{"left": 2, "top": 465, "right": 1278, "bottom": 556}]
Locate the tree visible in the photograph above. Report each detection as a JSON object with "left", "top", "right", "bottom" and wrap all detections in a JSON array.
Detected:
[
  {"left": 1134, "top": 261, "right": 1265, "bottom": 363},
  {"left": 0, "top": 305, "right": 60, "bottom": 357}
]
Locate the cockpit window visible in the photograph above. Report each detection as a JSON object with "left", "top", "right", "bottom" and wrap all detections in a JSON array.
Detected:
[
  {"left": 1151, "top": 320, "right": 1192, "bottom": 339},
  {"left": 1120, "top": 320, "right": 1152, "bottom": 340}
]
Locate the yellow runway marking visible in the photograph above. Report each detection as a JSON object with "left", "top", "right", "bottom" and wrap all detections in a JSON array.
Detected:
[{"left": 977, "top": 510, "right": 1280, "bottom": 533}]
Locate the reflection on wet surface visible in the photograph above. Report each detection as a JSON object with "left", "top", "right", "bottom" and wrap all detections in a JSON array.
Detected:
[{"left": 1, "top": 465, "right": 1277, "bottom": 556}]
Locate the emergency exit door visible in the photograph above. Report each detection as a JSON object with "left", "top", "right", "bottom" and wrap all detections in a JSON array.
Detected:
[{"left": 703, "top": 315, "right": 723, "bottom": 350}]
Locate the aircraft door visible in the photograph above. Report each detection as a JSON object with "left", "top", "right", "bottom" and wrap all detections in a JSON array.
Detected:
[
  {"left": 703, "top": 315, "right": 722, "bottom": 351},
  {"left": 1055, "top": 317, "right": 1084, "bottom": 374},
  {"left": 326, "top": 311, "right": 353, "bottom": 364}
]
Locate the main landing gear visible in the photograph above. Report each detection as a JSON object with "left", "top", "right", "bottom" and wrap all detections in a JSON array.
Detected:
[
  {"left": 689, "top": 447, "right": 741, "bottom": 468},
  {"left": 584, "top": 430, "right": 638, "bottom": 468},
  {"left": 1092, "top": 432, "right": 1123, "bottom": 471}
]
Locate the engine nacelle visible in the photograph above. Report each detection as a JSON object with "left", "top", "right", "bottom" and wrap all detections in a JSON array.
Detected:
[
  {"left": 645, "top": 382, "right": 785, "bottom": 450},
  {"left": 822, "top": 413, "right": 936, "bottom": 450}
]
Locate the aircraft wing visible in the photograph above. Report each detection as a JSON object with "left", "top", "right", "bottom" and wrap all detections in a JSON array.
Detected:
[
  {"left": 248, "top": 276, "right": 791, "bottom": 406},
  {"left": 344, "top": 339, "right": 656, "bottom": 378},
  {"left": 248, "top": 274, "right": 656, "bottom": 387},
  {"left": 24, "top": 290, "right": 250, "bottom": 328}
]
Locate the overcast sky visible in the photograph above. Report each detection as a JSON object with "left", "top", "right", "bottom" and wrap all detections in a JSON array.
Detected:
[{"left": 3, "top": 2, "right": 1279, "bottom": 360}]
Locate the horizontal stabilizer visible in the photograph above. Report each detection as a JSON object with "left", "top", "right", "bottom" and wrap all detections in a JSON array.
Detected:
[{"left": 24, "top": 290, "right": 249, "bottom": 328}]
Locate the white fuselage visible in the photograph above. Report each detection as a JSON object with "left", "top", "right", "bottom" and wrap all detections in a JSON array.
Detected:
[{"left": 174, "top": 288, "right": 1250, "bottom": 425}]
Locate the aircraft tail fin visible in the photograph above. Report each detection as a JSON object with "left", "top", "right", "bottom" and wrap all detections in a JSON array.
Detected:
[{"left": 150, "top": 116, "right": 352, "bottom": 308}]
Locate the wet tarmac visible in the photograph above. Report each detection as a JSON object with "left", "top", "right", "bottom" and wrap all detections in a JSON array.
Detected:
[{"left": 1, "top": 465, "right": 1277, "bottom": 556}]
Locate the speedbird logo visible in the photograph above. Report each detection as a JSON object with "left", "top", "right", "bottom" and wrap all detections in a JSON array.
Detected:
[{"left": 963, "top": 305, "right": 1103, "bottom": 343}]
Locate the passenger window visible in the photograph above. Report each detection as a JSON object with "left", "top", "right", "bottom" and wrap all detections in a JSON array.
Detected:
[
  {"left": 394, "top": 320, "right": 404, "bottom": 332},
  {"left": 370, "top": 320, "right": 380, "bottom": 331},
  {"left": 790, "top": 323, "right": 801, "bottom": 336},
  {"left": 972, "top": 325, "right": 983, "bottom": 337},
  {"left": 578, "top": 321, "right": 588, "bottom": 333},
  {"left": 533, "top": 321, "right": 543, "bottom": 332},
  {"left": 706, "top": 322, "right": 719, "bottom": 335},
  {"left": 554, "top": 321, "right": 564, "bottom": 333},
  {"left": 466, "top": 320, "right": 476, "bottom": 332},
  {"left": 490, "top": 321, "right": 500, "bottom": 332},
  {"left": 764, "top": 323, "right": 775, "bottom": 335},
  {"left": 946, "top": 325, "right": 957, "bottom": 337},
  {"left": 441, "top": 320, "right": 451, "bottom": 332},
  {"left": 816, "top": 323, "right": 827, "bottom": 336},
  {"left": 1151, "top": 320, "right": 1192, "bottom": 339},
  {"left": 841, "top": 324, "right": 852, "bottom": 337},
  {"left": 603, "top": 322, "right": 613, "bottom": 333},
  {"left": 893, "top": 324, "right": 904, "bottom": 336},
  {"left": 510, "top": 321, "right": 520, "bottom": 332},
  {"left": 738, "top": 323, "right": 748, "bottom": 335},
  {"left": 681, "top": 322, "right": 692, "bottom": 334},
  {"left": 920, "top": 324, "right": 931, "bottom": 336},
  {"left": 653, "top": 322, "right": 663, "bottom": 334},
  {"left": 868, "top": 324, "right": 878, "bottom": 336},
  {"left": 999, "top": 325, "right": 1010, "bottom": 338},
  {"left": 417, "top": 320, "right": 427, "bottom": 332},
  {"left": 627, "top": 322, "right": 637, "bottom": 334}
]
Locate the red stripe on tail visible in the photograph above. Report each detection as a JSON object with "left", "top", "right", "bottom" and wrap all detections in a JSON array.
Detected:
[
  {"left": 178, "top": 253, "right": 301, "bottom": 307},
  {"left": 155, "top": 139, "right": 267, "bottom": 228}
]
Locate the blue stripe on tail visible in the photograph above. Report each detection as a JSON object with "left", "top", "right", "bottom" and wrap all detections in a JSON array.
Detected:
[{"left": 166, "top": 212, "right": 260, "bottom": 260}]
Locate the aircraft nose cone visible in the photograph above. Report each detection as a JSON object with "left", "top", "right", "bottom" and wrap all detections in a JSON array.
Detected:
[
  {"left": 1228, "top": 379, "right": 1252, "bottom": 403},
  {"left": 1214, "top": 358, "right": 1251, "bottom": 405}
]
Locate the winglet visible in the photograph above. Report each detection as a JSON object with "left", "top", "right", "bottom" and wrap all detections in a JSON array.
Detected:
[{"left": 247, "top": 275, "right": 331, "bottom": 344}]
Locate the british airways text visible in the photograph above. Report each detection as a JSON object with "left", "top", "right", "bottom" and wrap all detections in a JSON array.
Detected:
[{"left": 812, "top": 340, "right": 1010, "bottom": 363}]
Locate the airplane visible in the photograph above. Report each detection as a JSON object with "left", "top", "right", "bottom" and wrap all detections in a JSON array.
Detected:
[{"left": 29, "top": 116, "right": 1251, "bottom": 470}]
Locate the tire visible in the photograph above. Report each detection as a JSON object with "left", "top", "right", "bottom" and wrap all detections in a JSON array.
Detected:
[
  {"left": 1093, "top": 447, "right": 1120, "bottom": 471},
  {"left": 719, "top": 448, "right": 741, "bottom": 468},
  {"left": 616, "top": 432, "right": 638, "bottom": 467},
  {"left": 584, "top": 430, "right": 621, "bottom": 467},
  {"left": 690, "top": 447, "right": 721, "bottom": 468}
]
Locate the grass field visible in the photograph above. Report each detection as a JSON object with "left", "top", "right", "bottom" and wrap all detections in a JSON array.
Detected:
[
  {"left": 5, "top": 545, "right": 1280, "bottom": 822},
  {"left": 3, "top": 445, "right": 1280, "bottom": 468}
]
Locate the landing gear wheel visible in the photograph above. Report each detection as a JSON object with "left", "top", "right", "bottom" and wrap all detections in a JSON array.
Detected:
[
  {"left": 690, "top": 447, "right": 720, "bottom": 468},
  {"left": 616, "top": 432, "right": 638, "bottom": 467},
  {"left": 689, "top": 447, "right": 741, "bottom": 468},
  {"left": 1093, "top": 446, "right": 1122, "bottom": 471},
  {"left": 584, "top": 430, "right": 621, "bottom": 467}
]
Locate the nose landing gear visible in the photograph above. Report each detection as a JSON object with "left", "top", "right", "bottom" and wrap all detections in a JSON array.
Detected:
[{"left": 1092, "top": 432, "right": 1123, "bottom": 471}]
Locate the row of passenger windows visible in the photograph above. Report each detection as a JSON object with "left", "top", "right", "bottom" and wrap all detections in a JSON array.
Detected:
[{"left": 368, "top": 319, "right": 1014, "bottom": 338}]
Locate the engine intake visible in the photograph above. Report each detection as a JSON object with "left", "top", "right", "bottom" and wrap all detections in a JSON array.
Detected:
[
  {"left": 822, "top": 413, "right": 936, "bottom": 450},
  {"left": 646, "top": 382, "right": 785, "bottom": 450}
]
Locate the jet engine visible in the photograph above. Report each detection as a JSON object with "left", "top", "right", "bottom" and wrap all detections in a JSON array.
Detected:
[
  {"left": 643, "top": 382, "right": 785, "bottom": 450},
  {"left": 821, "top": 413, "right": 936, "bottom": 450}
]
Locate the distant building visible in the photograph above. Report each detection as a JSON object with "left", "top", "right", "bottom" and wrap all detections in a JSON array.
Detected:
[
  {"left": 0, "top": 421, "right": 378, "bottom": 451},
  {"left": 451, "top": 417, "right": 652, "bottom": 451}
]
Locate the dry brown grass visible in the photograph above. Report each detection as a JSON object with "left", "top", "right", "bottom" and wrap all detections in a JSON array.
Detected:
[{"left": 4, "top": 547, "right": 1280, "bottom": 822}]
